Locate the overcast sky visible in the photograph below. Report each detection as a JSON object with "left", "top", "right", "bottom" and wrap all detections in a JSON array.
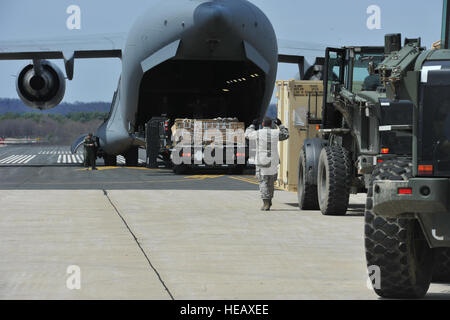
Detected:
[{"left": 0, "top": 0, "right": 443, "bottom": 103}]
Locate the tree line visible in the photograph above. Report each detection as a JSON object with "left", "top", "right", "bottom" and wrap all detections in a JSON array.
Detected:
[
  {"left": 0, "top": 112, "right": 108, "bottom": 144},
  {"left": 0, "top": 112, "right": 108, "bottom": 122}
]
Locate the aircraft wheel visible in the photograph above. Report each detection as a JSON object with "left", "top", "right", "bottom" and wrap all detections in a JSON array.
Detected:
[
  {"left": 104, "top": 154, "right": 117, "bottom": 166},
  {"left": 173, "top": 165, "right": 187, "bottom": 175},
  {"left": 229, "top": 165, "right": 245, "bottom": 175},
  {"left": 125, "top": 147, "right": 139, "bottom": 167}
]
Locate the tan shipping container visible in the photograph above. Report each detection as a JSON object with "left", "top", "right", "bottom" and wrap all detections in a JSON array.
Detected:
[{"left": 276, "top": 80, "right": 323, "bottom": 192}]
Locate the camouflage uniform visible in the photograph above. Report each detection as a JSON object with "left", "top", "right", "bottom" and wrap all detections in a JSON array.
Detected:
[
  {"left": 245, "top": 124, "right": 289, "bottom": 201},
  {"left": 256, "top": 168, "right": 278, "bottom": 200}
]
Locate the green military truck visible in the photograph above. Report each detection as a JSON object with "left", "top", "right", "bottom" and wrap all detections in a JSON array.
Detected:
[
  {"left": 298, "top": 43, "right": 414, "bottom": 215},
  {"left": 364, "top": 1, "right": 450, "bottom": 299},
  {"left": 365, "top": 8, "right": 450, "bottom": 297}
]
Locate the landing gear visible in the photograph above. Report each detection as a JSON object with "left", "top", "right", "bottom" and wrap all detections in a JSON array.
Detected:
[
  {"left": 228, "top": 165, "right": 245, "bottom": 175},
  {"left": 124, "top": 146, "right": 139, "bottom": 167},
  {"left": 173, "top": 164, "right": 187, "bottom": 175},
  {"left": 104, "top": 154, "right": 117, "bottom": 166}
]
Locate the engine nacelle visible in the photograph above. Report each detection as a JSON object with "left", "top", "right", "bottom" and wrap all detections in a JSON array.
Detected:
[{"left": 16, "top": 60, "right": 66, "bottom": 110}]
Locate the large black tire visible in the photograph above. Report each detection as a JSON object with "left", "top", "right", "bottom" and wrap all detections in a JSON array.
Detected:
[
  {"left": 432, "top": 248, "right": 450, "bottom": 283},
  {"left": 147, "top": 144, "right": 159, "bottom": 169},
  {"left": 173, "top": 164, "right": 187, "bottom": 175},
  {"left": 317, "top": 146, "right": 352, "bottom": 215},
  {"left": 124, "top": 147, "right": 139, "bottom": 167},
  {"left": 365, "top": 159, "right": 433, "bottom": 298},
  {"left": 297, "top": 149, "right": 319, "bottom": 210},
  {"left": 229, "top": 165, "right": 245, "bottom": 175},
  {"left": 104, "top": 154, "right": 117, "bottom": 166}
]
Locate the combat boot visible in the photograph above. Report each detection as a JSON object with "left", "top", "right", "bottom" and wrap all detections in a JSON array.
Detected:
[{"left": 261, "top": 199, "right": 270, "bottom": 211}]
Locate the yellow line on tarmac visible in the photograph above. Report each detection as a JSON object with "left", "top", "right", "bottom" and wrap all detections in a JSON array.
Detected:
[
  {"left": 229, "top": 176, "right": 259, "bottom": 185},
  {"left": 185, "top": 175, "right": 224, "bottom": 180},
  {"left": 76, "top": 166, "right": 164, "bottom": 172},
  {"left": 232, "top": 176, "right": 258, "bottom": 183},
  {"left": 76, "top": 166, "right": 120, "bottom": 171},
  {"left": 229, "top": 176, "right": 284, "bottom": 190},
  {"left": 123, "top": 167, "right": 165, "bottom": 171}
]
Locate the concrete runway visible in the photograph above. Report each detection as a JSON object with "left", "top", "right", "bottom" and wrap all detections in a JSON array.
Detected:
[{"left": 0, "top": 145, "right": 449, "bottom": 299}]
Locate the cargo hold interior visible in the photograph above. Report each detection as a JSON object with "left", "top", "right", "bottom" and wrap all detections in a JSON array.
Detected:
[{"left": 136, "top": 60, "right": 265, "bottom": 128}]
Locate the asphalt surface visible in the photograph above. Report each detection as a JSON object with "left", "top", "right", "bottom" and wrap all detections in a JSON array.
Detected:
[
  {"left": 0, "top": 145, "right": 145, "bottom": 166},
  {"left": 0, "top": 144, "right": 449, "bottom": 299},
  {"left": 0, "top": 145, "right": 258, "bottom": 190}
]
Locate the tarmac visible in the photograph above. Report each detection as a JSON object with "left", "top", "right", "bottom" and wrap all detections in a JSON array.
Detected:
[{"left": 0, "top": 145, "right": 449, "bottom": 299}]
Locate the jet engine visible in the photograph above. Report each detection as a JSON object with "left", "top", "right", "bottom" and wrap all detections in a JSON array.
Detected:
[{"left": 16, "top": 60, "right": 66, "bottom": 110}]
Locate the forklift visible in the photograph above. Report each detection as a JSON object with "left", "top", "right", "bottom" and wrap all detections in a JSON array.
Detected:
[{"left": 297, "top": 43, "right": 413, "bottom": 215}]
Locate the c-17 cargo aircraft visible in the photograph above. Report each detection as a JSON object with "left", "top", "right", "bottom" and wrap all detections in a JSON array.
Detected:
[{"left": 0, "top": 0, "right": 325, "bottom": 166}]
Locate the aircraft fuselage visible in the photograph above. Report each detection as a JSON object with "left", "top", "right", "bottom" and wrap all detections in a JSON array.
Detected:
[{"left": 98, "top": 0, "right": 278, "bottom": 155}]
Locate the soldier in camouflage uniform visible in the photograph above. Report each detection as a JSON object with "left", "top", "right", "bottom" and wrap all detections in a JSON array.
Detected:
[
  {"left": 83, "top": 133, "right": 98, "bottom": 170},
  {"left": 245, "top": 117, "right": 289, "bottom": 211}
]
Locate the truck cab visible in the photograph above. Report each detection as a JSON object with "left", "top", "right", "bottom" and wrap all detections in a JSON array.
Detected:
[
  {"left": 297, "top": 44, "right": 414, "bottom": 215},
  {"left": 322, "top": 46, "right": 412, "bottom": 167},
  {"left": 365, "top": 31, "right": 450, "bottom": 298}
]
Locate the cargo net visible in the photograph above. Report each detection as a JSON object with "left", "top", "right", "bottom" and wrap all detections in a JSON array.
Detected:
[
  {"left": 171, "top": 118, "right": 247, "bottom": 166},
  {"left": 171, "top": 118, "right": 246, "bottom": 147}
]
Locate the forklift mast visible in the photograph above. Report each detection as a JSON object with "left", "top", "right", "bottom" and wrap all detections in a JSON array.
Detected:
[{"left": 442, "top": 0, "right": 450, "bottom": 49}]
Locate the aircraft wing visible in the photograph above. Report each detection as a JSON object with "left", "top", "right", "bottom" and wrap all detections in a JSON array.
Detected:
[
  {"left": 277, "top": 38, "right": 327, "bottom": 79},
  {"left": 0, "top": 33, "right": 325, "bottom": 79},
  {"left": 278, "top": 38, "right": 327, "bottom": 58},
  {"left": 0, "top": 33, "right": 125, "bottom": 59},
  {"left": 0, "top": 34, "right": 324, "bottom": 61},
  {"left": 0, "top": 33, "right": 125, "bottom": 79}
]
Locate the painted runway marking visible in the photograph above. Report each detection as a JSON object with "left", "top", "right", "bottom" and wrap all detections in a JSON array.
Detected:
[
  {"left": 56, "top": 154, "right": 85, "bottom": 164},
  {"left": 38, "top": 149, "right": 71, "bottom": 155},
  {"left": 0, "top": 155, "right": 36, "bottom": 164},
  {"left": 116, "top": 156, "right": 145, "bottom": 165},
  {"left": 0, "top": 150, "right": 145, "bottom": 166},
  {"left": 18, "top": 155, "right": 36, "bottom": 164}
]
